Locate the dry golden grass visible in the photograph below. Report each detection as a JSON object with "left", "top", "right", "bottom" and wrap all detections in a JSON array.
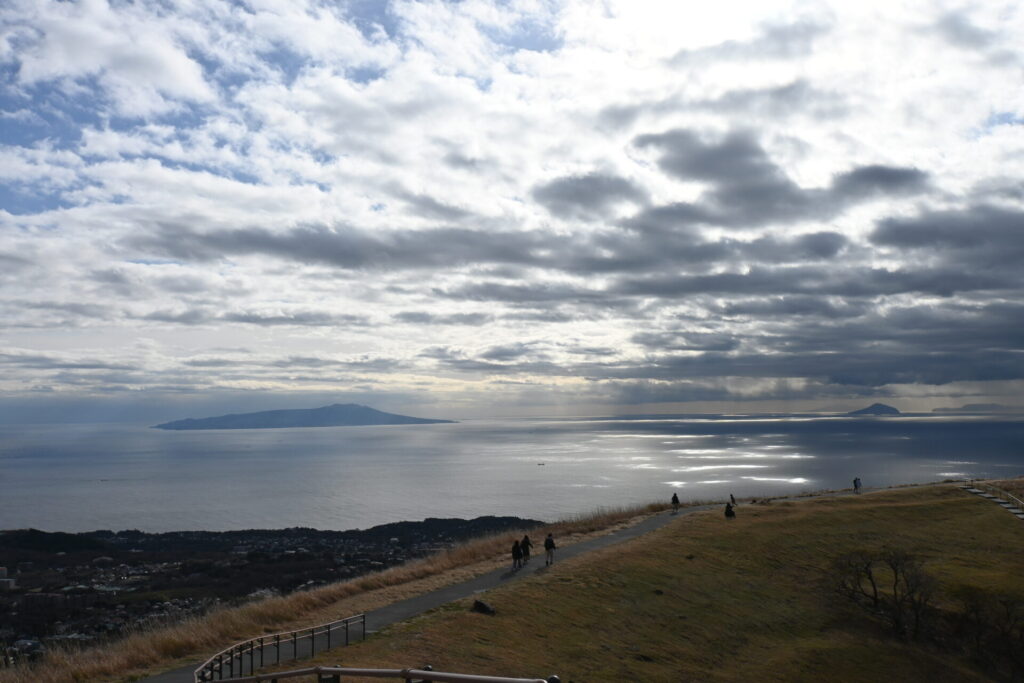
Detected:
[
  {"left": 0, "top": 502, "right": 670, "bottom": 683},
  {"left": 291, "top": 482, "right": 1024, "bottom": 682}
]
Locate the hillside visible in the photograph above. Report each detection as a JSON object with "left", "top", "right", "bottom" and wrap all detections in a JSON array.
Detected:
[
  {"left": 295, "top": 484, "right": 1024, "bottom": 682},
  {"left": 848, "top": 402, "right": 901, "bottom": 415},
  {"left": 152, "top": 403, "right": 455, "bottom": 430}
]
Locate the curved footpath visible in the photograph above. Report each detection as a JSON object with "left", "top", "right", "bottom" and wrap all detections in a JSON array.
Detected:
[
  {"left": 142, "top": 482, "right": 1019, "bottom": 682},
  {"left": 143, "top": 504, "right": 712, "bottom": 683}
]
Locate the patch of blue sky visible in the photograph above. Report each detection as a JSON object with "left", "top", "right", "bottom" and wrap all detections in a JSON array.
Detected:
[
  {"left": 257, "top": 45, "right": 310, "bottom": 86},
  {"left": 0, "top": 184, "right": 79, "bottom": 216},
  {"left": 343, "top": 0, "right": 400, "bottom": 41},
  {"left": 986, "top": 111, "right": 1024, "bottom": 127},
  {"left": 347, "top": 65, "right": 388, "bottom": 84},
  {"left": 971, "top": 111, "right": 1024, "bottom": 139},
  {"left": 482, "top": 16, "right": 563, "bottom": 54},
  {"left": 1, "top": 78, "right": 106, "bottom": 150}
]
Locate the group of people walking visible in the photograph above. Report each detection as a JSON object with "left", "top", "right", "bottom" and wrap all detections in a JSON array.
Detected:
[{"left": 511, "top": 533, "right": 557, "bottom": 570}]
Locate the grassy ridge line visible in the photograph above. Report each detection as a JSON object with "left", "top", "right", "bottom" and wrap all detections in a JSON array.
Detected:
[
  {"left": 291, "top": 483, "right": 1024, "bottom": 682},
  {"left": 0, "top": 502, "right": 673, "bottom": 683}
]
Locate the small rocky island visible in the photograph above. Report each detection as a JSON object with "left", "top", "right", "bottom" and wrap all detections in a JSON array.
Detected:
[
  {"left": 153, "top": 403, "right": 455, "bottom": 430},
  {"left": 847, "top": 403, "right": 901, "bottom": 416}
]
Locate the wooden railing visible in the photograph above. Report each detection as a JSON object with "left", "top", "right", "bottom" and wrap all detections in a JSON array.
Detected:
[
  {"left": 195, "top": 614, "right": 366, "bottom": 682},
  {"left": 196, "top": 664, "right": 555, "bottom": 683}
]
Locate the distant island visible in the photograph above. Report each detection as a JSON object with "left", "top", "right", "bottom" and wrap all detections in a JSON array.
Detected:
[
  {"left": 153, "top": 403, "right": 455, "bottom": 430},
  {"left": 933, "top": 403, "right": 1017, "bottom": 414},
  {"left": 847, "top": 403, "right": 900, "bottom": 416}
]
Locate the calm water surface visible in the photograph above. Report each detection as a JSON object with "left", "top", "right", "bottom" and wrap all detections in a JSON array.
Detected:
[{"left": 0, "top": 416, "right": 1021, "bottom": 532}]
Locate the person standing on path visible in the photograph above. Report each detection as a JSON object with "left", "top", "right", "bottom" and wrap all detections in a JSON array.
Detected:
[
  {"left": 853, "top": 477, "right": 862, "bottom": 494},
  {"left": 511, "top": 539, "right": 523, "bottom": 570},
  {"left": 520, "top": 534, "right": 533, "bottom": 564},
  {"left": 671, "top": 492, "right": 680, "bottom": 514},
  {"left": 730, "top": 493, "right": 736, "bottom": 506},
  {"left": 724, "top": 502, "right": 736, "bottom": 520},
  {"left": 544, "top": 533, "right": 556, "bottom": 566}
]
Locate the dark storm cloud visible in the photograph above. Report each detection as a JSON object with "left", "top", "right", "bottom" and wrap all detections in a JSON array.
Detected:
[
  {"left": 714, "top": 296, "right": 869, "bottom": 319},
  {"left": 141, "top": 308, "right": 370, "bottom": 326},
  {"left": 393, "top": 311, "right": 492, "bottom": 325},
  {"left": 0, "top": 352, "right": 136, "bottom": 371},
  {"left": 269, "top": 356, "right": 402, "bottom": 372},
  {"left": 669, "top": 20, "right": 829, "bottom": 65},
  {"left": 532, "top": 172, "right": 648, "bottom": 219},
  {"left": 831, "top": 165, "right": 929, "bottom": 198},
  {"left": 871, "top": 205, "right": 1024, "bottom": 270},
  {"left": 21, "top": 300, "right": 114, "bottom": 319},
  {"left": 479, "top": 342, "right": 543, "bottom": 362},
  {"left": 696, "top": 80, "right": 846, "bottom": 119},
  {"left": 633, "top": 129, "right": 929, "bottom": 229},
  {"left": 129, "top": 223, "right": 550, "bottom": 270},
  {"left": 614, "top": 264, "right": 1006, "bottom": 299},
  {"left": 222, "top": 311, "right": 369, "bottom": 326},
  {"left": 598, "top": 80, "right": 844, "bottom": 131},
  {"left": 631, "top": 331, "right": 740, "bottom": 352},
  {"left": 389, "top": 186, "right": 474, "bottom": 221}
]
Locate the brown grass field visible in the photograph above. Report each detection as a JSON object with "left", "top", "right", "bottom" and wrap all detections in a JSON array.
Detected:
[
  {"left": 0, "top": 502, "right": 669, "bottom": 683},
  {"left": 287, "top": 482, "right": 1024, "bottom": 682}
]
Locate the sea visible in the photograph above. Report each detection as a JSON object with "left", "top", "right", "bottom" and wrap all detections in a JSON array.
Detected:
[{"left": 1, "top": 415, "right": 1022, "bottom": 533}]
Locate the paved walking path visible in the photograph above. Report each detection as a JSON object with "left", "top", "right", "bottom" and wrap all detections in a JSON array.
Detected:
[{"left": 144, "top": 504, "right": 710, "bottom": 683}]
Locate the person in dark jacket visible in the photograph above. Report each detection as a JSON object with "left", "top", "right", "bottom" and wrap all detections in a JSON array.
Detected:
[
  {"left": 511, "top": 540, "right": 523, "bottom": 570},
  {"left": 671, "top": 492, "right": 680, "bottom": 513},
  {"left": 724, "top": 502, "right": 736, "bottom": 519},
  {"left": 520, "top": 534, "right": 533, "bottom": 564},
  {"left": 543, "top": 533, "right": 556, "bottom": 566}
]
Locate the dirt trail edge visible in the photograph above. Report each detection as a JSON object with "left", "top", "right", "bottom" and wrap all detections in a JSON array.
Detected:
[{"left": 142, "top": 504, "right": 712, "bottom": 683}]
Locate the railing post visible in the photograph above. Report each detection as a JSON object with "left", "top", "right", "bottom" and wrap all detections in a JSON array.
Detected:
[
  {"left": 327, "top": 621, "right": 332, "bottom": 649},
  {"left": 276, "top": 634, "right": 281, "bottom": 665},
  {"left": 217, "top": 653, "right": 223, "bottom": 679},
  {"left": 293, "top": 631, "right": 297, "bottom": 659},
  {"left": 249, "top": 640, "right": 254, "bottom": 674},
  {"left": 345, "top": 619, "right": 349, "bottom": 646},
  {"left": 227, "top": 647, "right": 233, "bottom": 677},
  {"left": 260, "top": 636, "right": 264, "bottom": 668}
]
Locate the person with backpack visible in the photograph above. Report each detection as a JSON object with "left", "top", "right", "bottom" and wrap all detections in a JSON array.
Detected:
[
  {"left": 543, "top": 533, "right": 556, "bottom": 566},
  {"left": 511, "top": 539, "right": 523, "bottom": 570},
  {"left": 671, "top": 492, "right": 680, "bottom": 514}
]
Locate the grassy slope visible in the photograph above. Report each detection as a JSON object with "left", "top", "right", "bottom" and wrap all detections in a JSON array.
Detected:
[{"left": 300, "top": 484, "right": 1024, "bottom": 682}]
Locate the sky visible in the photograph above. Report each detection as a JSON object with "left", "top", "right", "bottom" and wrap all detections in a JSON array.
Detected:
[{"left": 1, "top": 0, "right": 1023, "bottom": 423}]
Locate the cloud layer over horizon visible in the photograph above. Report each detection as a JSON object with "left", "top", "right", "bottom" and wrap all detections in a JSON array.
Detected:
[{"left": 2, "top": 0, "right": 1023, "bottom": 420}]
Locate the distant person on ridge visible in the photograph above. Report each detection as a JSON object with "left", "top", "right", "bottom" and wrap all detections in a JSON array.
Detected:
[
  {"left": 511, "top": 539, "right": 523, "bottom": 570},
  {"left": 520, "top": 534, "right": 533, "bottom": 564},
  {"left": 671, "top": 492, "right": 680, "bottom": 514},
  {"left": 730, "top": 493, "right": 736, "bottom": 506},
  {"left": 544, "top": 533, "right": 556, "bottom": 566},
  {"left": 724, "top": 502, "right": 736, "bottom": 520},
  {"left": 853, "top": 477, "right": 862, "bottom": 494}
]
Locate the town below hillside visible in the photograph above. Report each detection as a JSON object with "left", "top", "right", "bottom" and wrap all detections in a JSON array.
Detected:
[{"left": 0, "top": 516, "right": 538, "bottom": 657}]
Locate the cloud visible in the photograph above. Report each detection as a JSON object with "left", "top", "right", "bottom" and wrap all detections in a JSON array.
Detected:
[
  {"left": 393, "top": 311, "right": 492, "bottom": 325},
  {"left": 2, "top": 0, "right": 1023, "bottom": 415},
  {"left": 871, "top": 205, "right": 1024, "bottom": 271},
  {"left": 669, "top": 20, "right": 829, "bottom": 65},
  {"left": 633, "top": 129, "right": 929, "bottom": 229},
  {"left": 532, "top": 172, "right": 647, "bottom": 219}
]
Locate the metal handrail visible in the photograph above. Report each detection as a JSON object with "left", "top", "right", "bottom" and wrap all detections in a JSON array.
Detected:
[
  {"left": 967, "top": 479, "right": 1024, "bottom": 509},
  {"left": 195, "top": 614, "right": 365, "bottom": 682},
  {"left": 199, "top": 664, "right": 549, "bottom": 683}
]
